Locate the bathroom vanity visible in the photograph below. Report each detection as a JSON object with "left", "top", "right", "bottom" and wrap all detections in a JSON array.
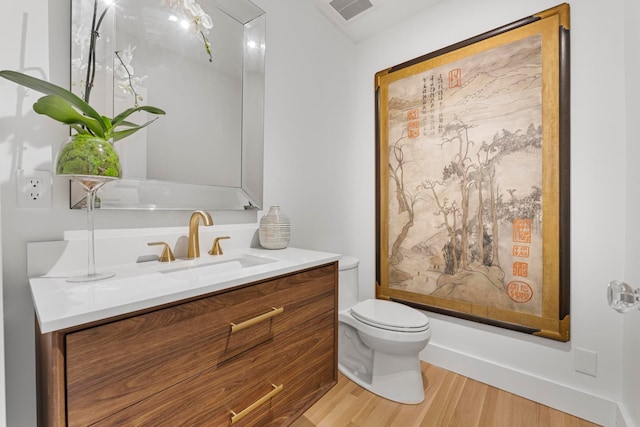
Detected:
[{"left": 28, "top": 227, "right": 340, "bottom": 426}]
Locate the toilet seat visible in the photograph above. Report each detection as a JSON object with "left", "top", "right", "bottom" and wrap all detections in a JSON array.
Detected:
[{"left": 350, "top": 299, "right": 429, "bottom": 332}]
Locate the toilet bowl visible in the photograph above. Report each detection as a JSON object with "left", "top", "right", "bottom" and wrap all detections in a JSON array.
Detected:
[{"left": 338, "top": 256, "right": 431, "bottom": 404}]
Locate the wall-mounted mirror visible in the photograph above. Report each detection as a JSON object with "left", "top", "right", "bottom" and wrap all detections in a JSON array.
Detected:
[{"left": 70, "top": 0, "right": 265, "bottom": 210}]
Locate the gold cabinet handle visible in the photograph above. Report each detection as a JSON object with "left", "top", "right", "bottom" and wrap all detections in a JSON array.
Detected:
[
  {"left": 230, "top": 384, "right": 283, "bottom": 424},
  {"left": 230, "top": 307, "right": 284, "bottom": 333}
]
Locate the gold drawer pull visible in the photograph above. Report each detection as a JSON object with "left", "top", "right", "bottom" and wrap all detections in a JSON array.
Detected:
[
  {"left": 230, "top": 307, "right": 284, "bottom": 333},
  {"left": 230, "top": 383, "right": 283, "bottom": 424}
]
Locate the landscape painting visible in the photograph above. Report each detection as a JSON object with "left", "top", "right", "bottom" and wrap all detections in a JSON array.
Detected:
[{"left": 375, "top": 4, "right": 570, "bottom": 341}]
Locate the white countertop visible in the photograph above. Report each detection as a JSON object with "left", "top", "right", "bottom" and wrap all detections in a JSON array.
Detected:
[{"left": 30, "top": 247, "right": 340, "bottom": 333}]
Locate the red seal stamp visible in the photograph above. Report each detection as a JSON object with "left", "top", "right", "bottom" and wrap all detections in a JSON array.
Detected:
[
  {"left": 506, "top": 281, "right": 533, "bottom": 303},
  {"left": 448, "top": 68, "right": 462, "bottom": 88}
]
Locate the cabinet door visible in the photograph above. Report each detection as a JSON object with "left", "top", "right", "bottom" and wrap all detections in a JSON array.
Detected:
[
  {"left": 66, "top": 264, "right": 336, "bottom": 427},
  {"left": 93, "top": 310, "right": 336, "bottom": 426}
]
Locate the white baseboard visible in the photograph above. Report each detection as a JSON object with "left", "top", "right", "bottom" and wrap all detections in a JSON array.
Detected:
[
  {"left": 421, "top": 342, "right": 619, "bottom": 427},
  {"left": 616, "top": 402, "right": 638, "bottom": 427}
]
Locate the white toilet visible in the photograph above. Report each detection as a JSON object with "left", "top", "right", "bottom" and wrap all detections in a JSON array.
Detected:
[{"left": 338, "top": 256, "right": 431, "bottom": 404}]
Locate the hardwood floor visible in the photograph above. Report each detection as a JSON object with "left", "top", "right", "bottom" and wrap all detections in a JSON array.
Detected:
[{"left": 292, "top": 362, "right": 601, "bottom": 427}]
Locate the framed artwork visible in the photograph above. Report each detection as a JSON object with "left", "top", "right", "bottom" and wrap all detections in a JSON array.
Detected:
[{"left": 375, "top": 4, "right": 570, "bottom": 341}]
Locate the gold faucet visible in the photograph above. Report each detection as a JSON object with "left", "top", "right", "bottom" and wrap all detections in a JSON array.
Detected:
[
  {"left": 187, "top": 210, "right": 213, "bottom": 259},
  {"left": 209, "top": 236, "right": 230, "bottom": 255},
  {"left": 147, "top": 242, "right": 176, "bottom": 262}
]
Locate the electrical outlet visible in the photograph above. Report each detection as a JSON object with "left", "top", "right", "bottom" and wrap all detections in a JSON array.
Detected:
[
  {"left": 27, "top": 177, "right": 43, "bottom": 201},
  {"left": 575, "top": 347, "right": 597, "bottom": 377},
  {"left": 16, "top": 170, "right": 52, "bottom": 208}
]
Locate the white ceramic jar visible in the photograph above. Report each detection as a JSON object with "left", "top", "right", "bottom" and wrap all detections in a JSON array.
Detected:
[{"left": 259, "top": 206, "right": 291, "bottom": 249}]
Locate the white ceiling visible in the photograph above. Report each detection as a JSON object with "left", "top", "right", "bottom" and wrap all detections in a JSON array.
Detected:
[{"left": 314, "top": 0, "right": 444, "bottom": 43}]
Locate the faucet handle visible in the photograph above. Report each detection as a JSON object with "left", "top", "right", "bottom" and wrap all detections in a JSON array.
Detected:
[
  {"left": 209, "top": 236, "right": 230, "bottom": 256},
  {"left": 147, "top": 242, "right": 176, "bottom": 262}
]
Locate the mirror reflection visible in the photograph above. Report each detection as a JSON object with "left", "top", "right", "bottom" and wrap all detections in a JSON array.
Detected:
[{"left": 70, "top": 0, "right": 265, "bottom": 210}]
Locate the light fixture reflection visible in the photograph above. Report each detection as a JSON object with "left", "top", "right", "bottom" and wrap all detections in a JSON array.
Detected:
[
  {"left": 246, "top": 40, "right": 265, "bottom": 51},
  {"left": 167, "top": 14, "right": 189, "bottom": 30},
  {"left": 607, "top": 280, "right": 640, "bottom": 313}
]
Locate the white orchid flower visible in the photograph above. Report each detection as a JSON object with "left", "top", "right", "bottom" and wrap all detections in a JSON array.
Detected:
[
  {"left": 182, "top": 0, "right": 213, "bottom": 32},
  {"left": 180, "top": 0, "right": 214, "bottom": 61},
  {"left": 161, "top": 0, "right": 214, "bottom": 62}
]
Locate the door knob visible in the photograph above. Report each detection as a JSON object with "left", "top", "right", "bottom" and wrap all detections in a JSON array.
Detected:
[{"left": 607, "top": 280, "right": 640, "bottom": 313}]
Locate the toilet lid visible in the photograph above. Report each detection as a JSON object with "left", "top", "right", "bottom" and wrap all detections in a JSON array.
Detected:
[{"left": 350, "top": 299, "right": 430, "bottom": 332}]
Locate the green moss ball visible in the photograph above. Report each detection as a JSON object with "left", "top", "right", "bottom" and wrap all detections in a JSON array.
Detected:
[{"left": 56, "top": 135, "right": 122, "bottom": 178}]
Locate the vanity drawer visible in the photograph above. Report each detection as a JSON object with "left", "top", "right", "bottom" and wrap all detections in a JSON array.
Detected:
[
  {"left": 92, "top": 310, "right": 336, "bottom": 426},
  {"left": 66, "top": 263, "right": 337, "bottom": 427}
]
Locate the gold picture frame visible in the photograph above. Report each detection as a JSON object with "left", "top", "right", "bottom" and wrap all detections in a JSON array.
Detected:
[{"left": 375, "top": 4, "right": 570, "bottom": 341}]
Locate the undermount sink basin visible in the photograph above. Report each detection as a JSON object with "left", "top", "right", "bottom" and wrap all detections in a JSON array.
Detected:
[{"left": 159, "top": 254, "right": 277, "bottom": 280}]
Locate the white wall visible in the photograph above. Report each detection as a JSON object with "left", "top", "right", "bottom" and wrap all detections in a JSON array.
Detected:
[
  {"left": 251, "top": 0, "right": 357, "bottom": 255},
  {"left": 623, "top": 0, "right": 640, "bottom": 424},
  {"left": 0, "top": 186, "right": 6, "bottom": 426},
  {"left": 353, "top": 0, "right": 628, "bottom": 425}
]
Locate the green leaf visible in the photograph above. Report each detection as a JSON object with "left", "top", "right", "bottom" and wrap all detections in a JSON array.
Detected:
[
  {"left": 33, "top": 95, "right": 106, "bottom": 138},
  {"left": 114, "top": 120, "right": 139, "bottom": 128},
  {"left": 111, "top": 105, "right": 166, "bottom": 128},
  {"left": 69, "top": 124, "right": 91, "bottom": 135},
  {"left": 138, "top": 106, "right": 166, "bottom": 115},
  {"left": 110, "top": 118, "right": 159, "bottom": 142},
  {"left": 100, "top": 115, "right": 113, "bottom": 131},
  {"left": 0, "top": 70, "right": 108, "bottom": 134}
]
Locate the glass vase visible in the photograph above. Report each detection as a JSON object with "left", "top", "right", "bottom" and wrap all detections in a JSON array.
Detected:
[{"left": 56, "top": 134, "right": 122, "bottom": 282}]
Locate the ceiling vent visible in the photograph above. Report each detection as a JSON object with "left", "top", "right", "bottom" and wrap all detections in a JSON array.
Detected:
[{"left": 329, "top": 0, "right": 374, "bottom": 21}]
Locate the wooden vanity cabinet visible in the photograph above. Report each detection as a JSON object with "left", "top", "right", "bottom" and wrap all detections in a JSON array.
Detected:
[{"left": 36, "top": 262, "right": 338, "bottom": 427}]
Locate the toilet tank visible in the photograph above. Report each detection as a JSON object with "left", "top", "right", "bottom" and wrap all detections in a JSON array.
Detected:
[{"left": 338, "top": 256, "right": 359, "bottom": 311}]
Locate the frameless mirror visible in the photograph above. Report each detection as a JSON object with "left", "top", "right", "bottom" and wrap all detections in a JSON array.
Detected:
[{"left": 70, "top": 0, "right": 265, "bottom": 210}]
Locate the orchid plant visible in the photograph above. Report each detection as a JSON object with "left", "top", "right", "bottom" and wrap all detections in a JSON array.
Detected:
[
  {"left": 1, "top": 0, "right": 167, "bottom": 145},
  {"left": 0, "top": 70, "right": 164, "bottom": 143}
]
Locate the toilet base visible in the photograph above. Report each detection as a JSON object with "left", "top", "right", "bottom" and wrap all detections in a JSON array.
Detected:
[
  {"left": 338, "top": 322, "right": 426, "bottom": 404},
  {"left": 338, "top": 350, "right": 425, "bottom": 404},
  {"left": 372, "top": 351, "right": 425, "bottom": 404}
]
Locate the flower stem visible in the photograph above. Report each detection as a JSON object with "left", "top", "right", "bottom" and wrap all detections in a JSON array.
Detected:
[
  {"left": 115, "top": 50, "right": 140, "bottom": 107},
  {"left": 84, "top": 0, "right": 114, "bottom": 103},
  {"left": 199, "top": 30, "right": 213, "bottom": 62},
  {"left": 83, "top": 0, "right": 98, "bottom": 102}
]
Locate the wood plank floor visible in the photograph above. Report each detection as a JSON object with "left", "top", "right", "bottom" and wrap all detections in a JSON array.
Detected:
[{"left": 291, "top": 362, "right": 601, "bottom": 427}]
